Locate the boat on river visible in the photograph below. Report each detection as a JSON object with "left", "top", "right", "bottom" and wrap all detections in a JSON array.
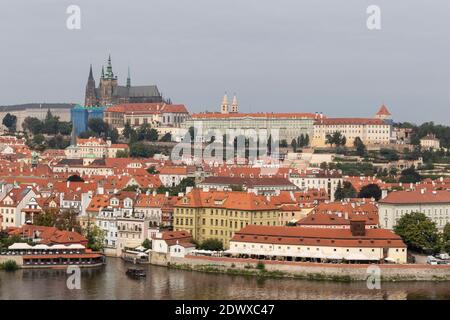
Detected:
[{"left": 126, "top": 268, "right": 146, "bottom": 279}]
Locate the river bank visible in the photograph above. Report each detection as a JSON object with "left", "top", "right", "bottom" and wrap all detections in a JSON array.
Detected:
[
  {"left": 151, "top": 254, "right": 450, "bottom": 282},
  {"left": 1, "top": 257, "right": 450, "bottom": 299}
]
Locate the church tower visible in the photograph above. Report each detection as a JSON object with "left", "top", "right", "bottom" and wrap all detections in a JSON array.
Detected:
[
  {"left": 220, "top": 93, "right": 229, "bottom": 114},
  {"left": 99, "top": 55, "right": 118, "bottom": 106},
  {"left": 84, "top": 64, "right": 98, "bottom": 106},
  {"left": 230, "top": 94, "right": 239, "bottom": 113}
]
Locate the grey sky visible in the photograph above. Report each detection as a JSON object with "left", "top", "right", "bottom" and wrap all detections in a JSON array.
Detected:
[{"left": 0, "top": 0, "right": 449, "bottom": 124}]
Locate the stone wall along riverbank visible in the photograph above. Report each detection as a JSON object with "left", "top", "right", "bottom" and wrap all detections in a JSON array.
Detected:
[{"left": 153, "top": 254, "right": 450, "bottom": 282}]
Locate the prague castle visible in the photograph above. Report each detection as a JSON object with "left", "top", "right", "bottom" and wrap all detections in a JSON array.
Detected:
[{"left": 84, "top": 55, "right": 165, "bottom": 107}]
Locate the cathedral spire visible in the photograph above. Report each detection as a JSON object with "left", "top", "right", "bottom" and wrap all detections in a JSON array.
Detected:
[
  {"left": 88, "top": 64, "right": 94, "bottom": 80},
  {"left": 101, "top": 66, "right": 105, "bottom": 79},
  {"left": 105, "top": 54, "right": 114, "bottom": 79},
  {"left": 126, "top": 66, "right": 131, "bottom": 88},
  {"left": 85, "top": 64, "right": 97, "bottom": 107}
]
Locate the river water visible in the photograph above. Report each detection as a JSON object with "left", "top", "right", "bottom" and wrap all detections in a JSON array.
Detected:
[{"left": 0, "top": 257, "right": 449, "bottom": 300}]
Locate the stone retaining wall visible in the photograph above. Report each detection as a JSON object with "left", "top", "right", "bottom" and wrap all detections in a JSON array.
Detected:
[{"left": 166, "top": 255, "right": 450, "bottom": 281}]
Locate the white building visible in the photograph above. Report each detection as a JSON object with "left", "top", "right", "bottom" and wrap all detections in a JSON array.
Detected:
[
  {"left": 0, "top": 186, "right": 37, "bottom": 228},
  {"left": 420, "top": 134, "right": 441, "bottom": 150},
  {"left": 104, "top": 103, "right": 189, "bottom": 129},
  {"left": 185, "top": 95, "right": 318, "bottom": 143},
  {"left": 288, "top": 169, "right": 342, "bottom": 201},
  {"left": 158, "top": 166, "right": 190, "bottom": 187},
  {"left": 379, "top": 189, "right": 450, "bottom": 230},
  {"left": 152, "top": 230, "right": 194, "bottom": 258},
  {"left": 65, "top": 137, "right": 128, "bottom": 159},
  {"left": 228, "top": 224, "right": 407, "bottom": 264}
]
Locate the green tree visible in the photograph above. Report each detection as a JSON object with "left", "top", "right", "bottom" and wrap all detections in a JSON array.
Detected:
[
  {"left": 353, "top": 137, "right": 366, "bottom": 157},
  {"left": 146, "top": 166, "right": 159, "bottom": 174},
  {"left": 159, "top": 132, "right": 172, "bottom": 142},
  {"left": 57, "top": 122, "right": 72, "bottom": 135},
  {"left": 279, "top": 139, "right": 288, "bottom": 148},
  {"left": 108, "top": 128, "right": 119, "bottom": 144},
  {"left": 188, "top": 126, "right": 195, "bottom": 141},
  {"left": 199, "top": 238, "right": 223, "bottom": 251},
  {"left": 88, "top": 118, "right": 109, "bottom": 136},
  {"left": 142, "top": 239, "right": 152, "bottom": 250},
  {"left": 399, "top": 166, "right": 422, "bottom": 183},
  {"left": 33, "top": 134, "right": 46, "bottom": 145},
  {"left": 394, "top": 212, "right": 440, "bottom": 253},
  {"left": 2, "top": 113, "right": 17, "bottom": 132},
  {"left": 291, "top": 139, "right": 297, "bottom": 152},
  {"left": 22, "top": 117, "right": 43, "bottom": 134},
  {"left": 148, "top": 128, "right": 159, "bottom": 141},
  {"left": 334, "top": 181, "right": 357, "bottom": 200},
  {"left": 123, "top": 123, "right": 133, "bottom": 139},
  {"left": 380, "top": 148, "right": 399, "bottom": 161},
  {"left": 129, "top": 142, "right": 158, "bottom": 158},
  {"left": 304, "top": 134, "right": 310, "bottom": 147},
  {"left": 85, "top": 225, "right": 105, "bottom": 252},
  {"left": 442, "top": 223, "right": 450, "bottom": 253},
  {"left": 43, "top": 110, "right": 60, "bottom": 134},
  {"left": 34, "top": 209, "right": 58, "bottom": 227},
  {"left": 56, "top": 209, "right": 81, "bottom": 233},
  {"left": 297, "top": 134, "right": 305, "bottom": 147},
  {"left": 358, "top": 183, "right": 382, "bottom": 201},
  {"left": 326, "top": 131, "right": 346, "bottom": 147}
]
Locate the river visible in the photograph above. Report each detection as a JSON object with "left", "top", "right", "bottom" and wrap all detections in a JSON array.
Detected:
[{"left": 0, "top": 257, "right": 449, "bottom": 300}]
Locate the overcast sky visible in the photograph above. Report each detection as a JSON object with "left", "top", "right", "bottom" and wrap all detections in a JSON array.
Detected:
[{"left": 0, "top": 0, "right": 449, "bottom": 124}]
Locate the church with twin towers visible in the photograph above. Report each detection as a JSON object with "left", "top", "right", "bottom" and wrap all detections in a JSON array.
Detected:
[{"left": 84, "top": 55, "right": 166, "bottom": 107}]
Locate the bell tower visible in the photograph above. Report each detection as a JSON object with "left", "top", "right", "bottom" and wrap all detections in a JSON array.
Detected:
[
  {"left": 220, "top": 93, "right": 229, "bottom": 114},
  {"left": 230, "top": 94, "right": 238, "bottom": 113}
]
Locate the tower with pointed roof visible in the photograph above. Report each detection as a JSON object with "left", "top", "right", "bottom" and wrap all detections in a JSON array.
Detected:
[
  {"left": 84, "top": 64, "right": 97, "bottom": 106},
  {"left": 220, "top": 93, "right": 229, "bottom": 114},
  {"left": 126, "top": 66, "right": 131, "bottom": 88},
  {"left": 375, "top": 104, "right": 392, "bottom": 122},
  {"left": 230, "top": 94, "right": 239, "bottom": 113},
  {"left": 98, "top": 55, "right": 119, "bottom": 106}
]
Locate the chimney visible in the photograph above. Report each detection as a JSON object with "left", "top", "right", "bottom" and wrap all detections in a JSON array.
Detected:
[{"left": 350, "top": 220, "right": 366, "bottom": 236}]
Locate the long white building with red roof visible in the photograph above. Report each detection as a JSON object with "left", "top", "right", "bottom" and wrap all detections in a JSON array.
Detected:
[
  {"left": 228, "top": 223, "right": 407, "bottom": 263},
  {"left": 312, "top": 105, "right": 393, "bottom": 147},
  {"left": 185, "top": 96, "right": 320, "bottom": 143}
]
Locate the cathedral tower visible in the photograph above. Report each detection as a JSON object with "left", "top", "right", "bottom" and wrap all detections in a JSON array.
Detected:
[
  {"left": 220, "top": 93, "right": 229, "bottom": 114},
  {"left": 99, "top": 55, "right": 118, "bottom": 106},
  {"left": 230, "top": 94, "right": 239, "bottom": 113},
  {"left": 84, "top": 64, "right": 97, "bottom": 106}
]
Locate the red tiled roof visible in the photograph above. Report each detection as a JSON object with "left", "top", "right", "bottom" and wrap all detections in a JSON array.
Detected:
[
  {"left": 8, "top": 225, "right": 87, "bottom": 245},
  {"left": 191, "top": 112, "right": 318, "bottom": 119},
  {"left": 376, "top": 105, "right": 391, "bottom": 116},
  {"left": 315, "top": 118, "right": 385, "bottom": 125},
  {"left": 175, "top": 189, "right": 278, "bottom": 211},
  {"left": 231, "top": 225, "right": 406, "bottom": 248},
  {"left": 106, "top": 103, "right": 188, "bottom": 114},
  {"left": 379, "top": 189, "right": 450, "bottom": 204}
]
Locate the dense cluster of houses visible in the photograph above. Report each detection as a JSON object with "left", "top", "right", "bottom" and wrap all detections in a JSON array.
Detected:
[{"left": 1, "top": 132, "right": 450, "bottom": 266}]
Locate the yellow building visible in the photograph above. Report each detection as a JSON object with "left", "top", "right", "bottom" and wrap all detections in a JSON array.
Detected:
[
  {"left": 173, "top": 189, "right": 279, "bottom": 248},
  {"left": 312, "top": 105, "right": 393, "bottom": 148}
]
